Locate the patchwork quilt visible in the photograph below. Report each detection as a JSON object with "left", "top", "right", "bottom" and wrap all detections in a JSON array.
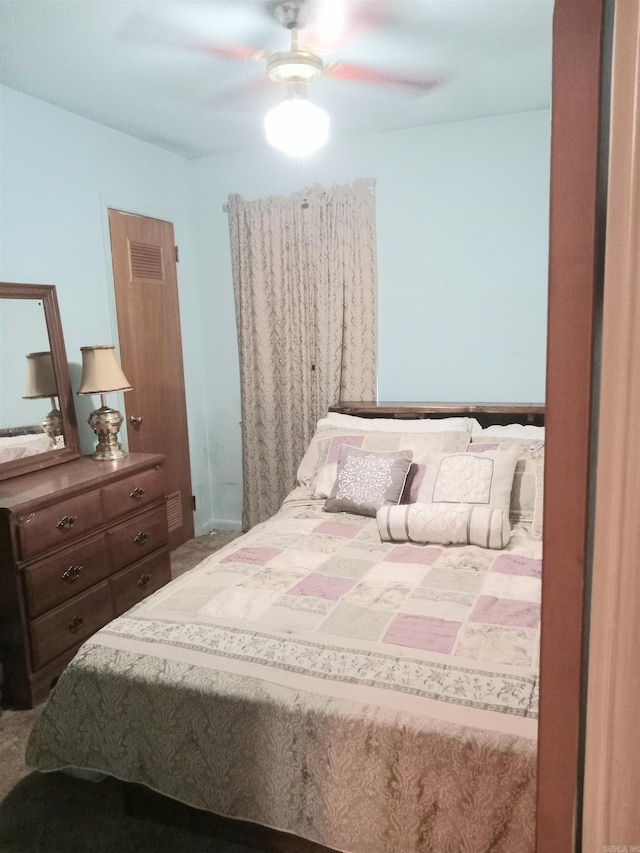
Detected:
[{"left": 27, "top": 489, "right": 541, "bottom": 853}]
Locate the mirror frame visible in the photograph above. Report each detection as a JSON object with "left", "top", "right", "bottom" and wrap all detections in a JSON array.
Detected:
[{"left": 0, "top": 282, "right": 81, "bottom": 481}]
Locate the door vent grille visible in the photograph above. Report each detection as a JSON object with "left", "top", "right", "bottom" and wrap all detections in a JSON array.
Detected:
[
  {"left": 166, "top": 491, "right": 183, "bottom": 533},
  {"left": 129, "top": 241, "right": 164, "bottom": 281}
]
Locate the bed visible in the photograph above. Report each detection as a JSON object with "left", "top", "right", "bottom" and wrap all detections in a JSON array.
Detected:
[
  {"left": 0, "top": 429, "right": 55, "bottom": 464},
  {"left": 26, "top": 402, "right": 544, "bottom": 853}
]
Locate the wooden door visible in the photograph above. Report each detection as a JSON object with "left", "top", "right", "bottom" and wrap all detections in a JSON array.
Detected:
[{"left": 108, "top": 209, "right": 194, "bottom": 550}]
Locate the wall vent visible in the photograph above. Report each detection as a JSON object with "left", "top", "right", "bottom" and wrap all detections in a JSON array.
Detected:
[
  {"left": 129, "top": 240, "right": 164, "bottom": 281},
  {"left": 166, "top": 491, "right": 183, "bottom": 533}
]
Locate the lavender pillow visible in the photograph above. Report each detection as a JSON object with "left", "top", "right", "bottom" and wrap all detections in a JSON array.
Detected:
[{"left": 323, "top": 446, "right": 413, "bottom": 517}]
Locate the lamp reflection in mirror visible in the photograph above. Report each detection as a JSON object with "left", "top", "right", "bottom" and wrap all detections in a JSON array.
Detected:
[
  {"left": 23, "top": 351, "right": 63, "bottom": 443},
  {"left": 77, "top": 345, "right": 132, "bottom": 461},
  {"left": 265, "top": 93, "right": 329, "bottom": 157}
]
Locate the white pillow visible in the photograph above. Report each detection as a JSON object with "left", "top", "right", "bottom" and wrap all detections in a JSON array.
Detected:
[
  {"left": 471, "top": 423, "right": 545, "bottom": 439},
  {"left": 413, "top": 450, "right": 518, "bottom": 512},
  {"left": 320, "top": 412, "right": 479, "bottom": 433},
  {"left": 377, "top": 503, "right": 511, "bottom": 550}
]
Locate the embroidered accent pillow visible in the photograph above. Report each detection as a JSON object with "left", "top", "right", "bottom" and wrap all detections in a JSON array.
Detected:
[
  {"left": 323, "top": 446, "right": 413, "bottom": 517},
  {"left": 413, "top": 450, "right": 518, "bottom": 512},
  {"left": 377, "top": 502, "right": 511, "bottom": 550}
]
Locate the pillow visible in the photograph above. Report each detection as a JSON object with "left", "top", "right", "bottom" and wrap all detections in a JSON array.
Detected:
[
  {"left": 471, "top": 423, "right": 545, "bottom": 439},
  {"left": 297, "top": 425, "right": 470, "bottom": 498},
  {"left": 377, "top": 502, "right": 511, "bottom": 550},
  {"left": 320, "top": 412, "right": 480, "bottom": 433},
  {"left": 412, "top": 449, "right": 518, "bottom": 512},
  {"left": 532, "top": 459, "right": 544, "bottom": 537},
  {"left": 469, "top": 436, "right": 545, "bottom": 524},
  {"left": 323, "top": 446, "right": 413, "bottom": 517}
]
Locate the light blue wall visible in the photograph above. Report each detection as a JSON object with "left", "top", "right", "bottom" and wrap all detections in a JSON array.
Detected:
[
  {"left": 191, "top": 109, "right": 550, "bottom": 528},
  {"left": 1, "top": 84, "right": 550, "bottom": 533},
  {"left": 0, "top": 85, "right": 212, "bottom": 529},
  {"left": 0, "top": 299, "right": 51, "bottom": 426}
]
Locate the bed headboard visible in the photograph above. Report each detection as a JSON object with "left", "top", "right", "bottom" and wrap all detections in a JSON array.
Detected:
[{"left": 328, "top": 401, "right": 545, "bottom": 428}]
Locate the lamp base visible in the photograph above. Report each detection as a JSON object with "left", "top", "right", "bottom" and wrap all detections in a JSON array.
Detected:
[
  {"left": 88, "top": 405, "right": 127, "bottom": 461},
  {"left": 41, "top": 407, "right": 63, "bottom": 442}
]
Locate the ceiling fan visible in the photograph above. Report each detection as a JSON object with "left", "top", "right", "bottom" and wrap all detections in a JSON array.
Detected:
[
  {"left": 205, "top": 0, "right": 444, "bottom": 156},
  {"left": 264, "top": 0, "right": 442, "bottom": 93},
  {"left": 198, "top": 0, "right": 444, "bottom": 100},
  {"left": 124, "top": 0, "right": 444, "bottom": 156}
]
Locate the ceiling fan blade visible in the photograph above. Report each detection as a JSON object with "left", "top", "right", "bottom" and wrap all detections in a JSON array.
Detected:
[
  {"left": 296, "top": 1, "right": 400, "bottom": 53},
  {"left": 199, "top": 43, "right": 266, "bottom": 63},
  {"left": 327, "top": 62, "right": 444, "bottom": 93},
  {"left": 120, "top": 11, "right": 266, "bottom": 64},
  {"left": 211, "top": 75, "right": 275, "bottom": 110}
]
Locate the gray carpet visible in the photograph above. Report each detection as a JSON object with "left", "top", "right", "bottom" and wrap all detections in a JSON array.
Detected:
[{"left": 0, "top": 532, "right": 332, "bottom": 853}]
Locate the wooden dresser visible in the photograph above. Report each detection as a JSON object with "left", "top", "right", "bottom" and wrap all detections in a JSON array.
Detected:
[{"left": 0, "top": 452, "right": 171, "bottom": 708}]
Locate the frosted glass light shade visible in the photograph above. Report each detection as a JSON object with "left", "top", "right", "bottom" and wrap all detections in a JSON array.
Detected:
[
  {"left": 264, "top": 97, "right": 329, "bottom": 157},
  {"left": 23, "top": 351, "right": 58, "bottom": 399},
  {"left": 77, "top": 345, "right": 132, "bottom": 395}
]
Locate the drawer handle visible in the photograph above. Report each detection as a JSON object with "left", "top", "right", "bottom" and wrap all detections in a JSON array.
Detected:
[
  {"left": 67, "top": 615, "right": 84, "bottom": 634},
  {"left": 137, "top": 573, "right": 152, "bottom": 589},
  {"left": 62, "top": 565, "right": 82, "bottom": 584},
  {"left": 134, "top": 531, "right": 149, "bottom": 546},
  {"left": 57, "top": 515, "right": 77, "bottom": 531},
  {"left": 130, "top": 487, "right": 145, "bottom": 501}
]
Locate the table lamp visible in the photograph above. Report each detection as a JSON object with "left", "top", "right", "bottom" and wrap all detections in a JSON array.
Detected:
[
  {"left": 23, "top": 351, "right": 62, "bottom": 441},
  {"left": 77, "top": 345, "right": 132, "bottom": 460}
]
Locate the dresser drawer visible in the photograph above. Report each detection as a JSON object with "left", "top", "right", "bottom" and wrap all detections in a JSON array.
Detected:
[
  {"left": 16, "top": 490, "right": 103, "bottom": 561},
  {"left": 107, "top": 505, "right": 169, "bottom": 572},
  {"left": 22, "top": 535, "right": 110, "bottom": 619},
  {"left": 111, "top": 549, "right": 171, "bottom": 615},
  {"left": 101, "top": 465, "right": 166, "bottom": 523},
  {"left": 29, "top": 581, "right": 114, "bottom": 671}
]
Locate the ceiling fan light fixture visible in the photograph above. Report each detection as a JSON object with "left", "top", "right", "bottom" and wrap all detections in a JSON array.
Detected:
[
  {"left": 267, "top": 51, "right": 325, "bottom": 84},
  {"left": 264, "top": 96, "right": 329, "bottom": 157}
]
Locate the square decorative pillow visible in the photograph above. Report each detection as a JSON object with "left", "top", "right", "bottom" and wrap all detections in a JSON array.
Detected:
[
  {"left": 413, "top": 449, "right": 518, "bottom": 512},
  {"left": 469, "top": 436, "right": 545, "bottom": 524},
  {"left": 323, "top": 446, "right": 413, "bottom": 517}
]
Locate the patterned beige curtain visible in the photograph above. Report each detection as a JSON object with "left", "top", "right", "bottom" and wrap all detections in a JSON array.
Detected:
[{"left": 229, "top": 178, "right": 377, "bottom": 530}]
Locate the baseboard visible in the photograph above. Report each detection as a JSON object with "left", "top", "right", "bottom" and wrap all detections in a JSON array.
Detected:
[{"left": 198, "top": 517, "right": 243, "bottom": 534}]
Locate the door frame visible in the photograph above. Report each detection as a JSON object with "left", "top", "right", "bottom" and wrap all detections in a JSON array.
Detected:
[
  {"left": 537, "top": 0, "right": 609, "bottom": 848},
  {"left": 581, "top": 0, "right": 640, "bottom": 844}
]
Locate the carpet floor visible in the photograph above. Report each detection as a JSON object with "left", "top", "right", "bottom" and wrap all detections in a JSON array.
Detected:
[{"left": 0, "top": 532, "right": 333, "bottom": 853}]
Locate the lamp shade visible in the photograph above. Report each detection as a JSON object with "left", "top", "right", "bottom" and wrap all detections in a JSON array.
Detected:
[
  {"left": 264, "top": 97, "right": 329, "bottom": 157},
  {"left": 77, "top": 345, "right": 132, "bottom": 395},
  {"left": 23, "top": 351, "right": 58, "bottom": 399}
]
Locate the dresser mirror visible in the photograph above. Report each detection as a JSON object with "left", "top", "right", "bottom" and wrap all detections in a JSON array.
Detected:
[{"left": 0, "top": 282, "right": 80, "bottom": 482}]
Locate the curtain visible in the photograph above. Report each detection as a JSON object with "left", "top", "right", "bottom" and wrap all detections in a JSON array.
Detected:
[{"left": 229, "top": 178, "right": 377, "bottom": 530}]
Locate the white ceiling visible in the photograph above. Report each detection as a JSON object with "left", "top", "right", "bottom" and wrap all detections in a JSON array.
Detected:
[{"left": 0, "top": 0, "right": 554, "bottom": 159}]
